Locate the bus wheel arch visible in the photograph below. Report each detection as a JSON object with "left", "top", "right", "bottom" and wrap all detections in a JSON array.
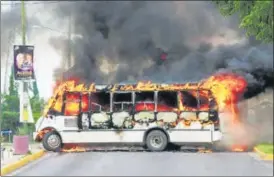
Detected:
[
  {"left": 42, "top": 130, "right": 63, "bottom": 152},
  {"left": 143, "top": 128, "right": 169, "bottom": 152},
  {"left": 36, "top": 127, "right": 58, "bottom": 141}
]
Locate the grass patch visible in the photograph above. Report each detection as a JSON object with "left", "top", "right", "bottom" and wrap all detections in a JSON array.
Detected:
[{"left": 256, "top": 143, "right": 274, "bottom": 155}]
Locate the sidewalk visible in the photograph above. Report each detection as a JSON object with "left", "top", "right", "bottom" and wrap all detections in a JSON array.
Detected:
[{"left": 1, "top": 143, "right": 44, "bottom": 168}]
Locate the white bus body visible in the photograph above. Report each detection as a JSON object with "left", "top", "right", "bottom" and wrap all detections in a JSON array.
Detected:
[
  {"left": 33, "top": 115, "right": 223, "bottom": 151},
  {"left": 34, "top": 87, "right": 224, "bottom": 152}
]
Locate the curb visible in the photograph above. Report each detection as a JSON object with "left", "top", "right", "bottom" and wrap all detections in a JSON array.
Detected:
[
  {"left": 1, "top": 150, "right": 46, "bottom": 176},
  {"left": 254, "top": 147, "right": 273, "bottom": 161}
]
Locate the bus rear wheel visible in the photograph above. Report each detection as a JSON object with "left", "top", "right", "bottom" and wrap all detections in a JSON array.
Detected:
[
  {"left": 146, "top": 130, "right": 168, "bottom": 152},
  {"left": 42, "top": 131, "right": 63, "bottom": 152}
]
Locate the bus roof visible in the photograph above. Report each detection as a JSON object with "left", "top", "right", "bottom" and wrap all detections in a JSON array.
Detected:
[{"left": 63, "top": 81, "right": 211, "bottom": 93}]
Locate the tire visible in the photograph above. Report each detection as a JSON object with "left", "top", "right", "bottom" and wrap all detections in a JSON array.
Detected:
[
  {"left": 42, "top": 131, "right": 63, "bottom": 152},
  {"left": 146, "top": 130, "right": 168, "bottom": 152}
]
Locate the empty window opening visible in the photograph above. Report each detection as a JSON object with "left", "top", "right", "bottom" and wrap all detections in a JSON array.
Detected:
[
  {"left": 135, "top": 91, "right": 155, "bottom": 112},
  {"left": 180, "top": 91, "right": 198, "bottom": 110},
  {"left": 113, "top": 92, "right": 132, "bottom": 102},
  {"left": 90, "top": 92, "right": 110, "bottom": 112},
  {"left": 180, "top": 90, "right": 215, "bottom": 111},
  {"left": 135, "top": 91, "right": 155, "bottom": 103},
  {"left": 113, "top": 92, "right": 133, "bottom": 112},
  {"left": 158, "top": 91, "right": 178, "bottom": 109}
]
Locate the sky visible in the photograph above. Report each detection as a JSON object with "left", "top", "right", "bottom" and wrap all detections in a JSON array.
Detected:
[{"left": 1, "top": 1, "right": 64, "bottom": 100}]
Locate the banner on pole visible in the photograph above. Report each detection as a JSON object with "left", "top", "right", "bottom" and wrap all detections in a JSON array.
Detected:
[
  {"left": 19, "top": 83, "right": 34, "bottom": 123},
  {"left": 13, "top": 45, "right": 35, "bottom": 81}
]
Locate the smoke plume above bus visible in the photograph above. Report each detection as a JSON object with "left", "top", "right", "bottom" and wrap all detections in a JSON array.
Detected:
[{"left": 48, "top": 1, "right": 273, "bottom": 99}]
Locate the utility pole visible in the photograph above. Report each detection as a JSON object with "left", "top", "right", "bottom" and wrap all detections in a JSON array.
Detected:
[
  {"left": 21, "top": 1, "right": 26, "bottom": 45},
  {"left": 21, "top": 0, "right": 31, "bottom": 133},
  {"left": 67, "top": 13, "right": 72, "bottom": 69}
]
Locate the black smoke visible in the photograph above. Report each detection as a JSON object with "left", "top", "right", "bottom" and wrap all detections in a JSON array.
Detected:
[
  {"left": 1, "top": 4, "right": 40, "bottom": 60},
  {"left": 48, "top": 1, "right": 273, "bottom": 99},
  {"left": 1, "top": 6, "right": 22, "bottom": 59}
]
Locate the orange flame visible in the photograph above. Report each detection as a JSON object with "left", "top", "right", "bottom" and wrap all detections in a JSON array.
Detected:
[
  {"left": 231, "top": 144, "right": 248, "bottom": 152},
  {"left": 61, "top": 144, "right": 87, "bottom": 152},
  {"left": 201, "top": 73, "right": 248, "bottom": 151},
  {"left": 200, "top": 73, "right": 247, "bottom": 123}
]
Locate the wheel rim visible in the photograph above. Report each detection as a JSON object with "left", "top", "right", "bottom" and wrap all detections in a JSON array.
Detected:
[
  {"left": 47, "top": 134, "right": 60, "bottom": 149},
  {"left": 150, "top": 136, "right": 163, "bottom": 149}
]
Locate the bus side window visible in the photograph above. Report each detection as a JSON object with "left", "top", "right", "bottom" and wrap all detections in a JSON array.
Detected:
[
  {"left": 134, "top": 91, "right": 155, "bottom": 112},
  {"left": 113, "top": 92, "right": 133, "bottom": 112},
  {"left": 90, "top": 92, "right": 110, "bottom": 112},
  {"left": 180, "top": 90, "right": 198, "bottom": 111},
  {"left": 157, "top": 91, "right": 178, "bottom": 111}
]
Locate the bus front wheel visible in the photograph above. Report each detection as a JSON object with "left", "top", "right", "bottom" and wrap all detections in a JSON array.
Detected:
[
  {"left": 146, "top": 130, "right": 168, "bottom": 152},
  {"left": 42, "top": 131, "right": 63, "bottom": 152}
]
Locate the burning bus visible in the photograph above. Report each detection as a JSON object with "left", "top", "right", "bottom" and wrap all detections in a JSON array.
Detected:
[{"left": 33, "top": 73, "right": 247, "bottom": 152}]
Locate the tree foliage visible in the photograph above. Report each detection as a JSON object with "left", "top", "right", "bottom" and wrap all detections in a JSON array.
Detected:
[
  {"left": 1, "top": 70, "right": 45, "bottom": 133},
  {"left": 30, "top": 96, "right": 45, "bottom": 122},
  {"left": 1, "top": 71, "right": 20, "bottom": 133},
  {"left": 213, "top": 0, "right": 273, "bottom": 43}
]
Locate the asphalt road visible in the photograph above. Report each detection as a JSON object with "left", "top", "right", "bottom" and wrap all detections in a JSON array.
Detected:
[{"left": 10, "top": 151, "right": 273, "bottom": 176}]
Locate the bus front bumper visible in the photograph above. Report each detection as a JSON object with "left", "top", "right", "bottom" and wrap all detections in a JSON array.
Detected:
[{"left": 33, "top": 132, "right": 41, "bottom": 142}]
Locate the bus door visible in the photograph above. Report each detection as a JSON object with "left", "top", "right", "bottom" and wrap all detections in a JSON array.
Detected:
[
  {"left": 156, "top": 91, "right": 179, "bottom": 128},
  {"left": 133, "top": 91, "right": 156, "bottom": 128},
  {"left": 112, "top": 92, "right": 134, "bottom": 129}
]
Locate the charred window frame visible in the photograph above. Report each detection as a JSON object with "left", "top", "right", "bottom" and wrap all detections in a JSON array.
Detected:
[
  {"left": 180, "top": 89, "right": 214, "bottom": 111},
  {"left": 196, "top": 89, "right": 210, "bottom": 111},
  {"left": 134, "top": 91, "right": 156, "bottom": 111},
  {"left": 156, "top": 91, "right": 179, "bottom": 110},
  {"left": 90, "top": 91, "right": 111, "bottom": 112},
  {"left": 180, "top": 89, "right": 220, "bottom": 126},
  {"left": 112, "top": 92, "right": 134, "bottom": 112}
]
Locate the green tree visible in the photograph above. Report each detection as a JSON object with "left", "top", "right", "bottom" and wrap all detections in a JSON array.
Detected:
[
  {"left": 213, "top": 0, "right": 273, "bottom": 43},
  {"left": 1, "top": 70, "right": 20, "bottom": 133},
  {"left": 1, "top": 69, "right": 44, "bottom": 134},
  {"left": 30, "top": 95, "right": 45, "bottom": 122}
]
